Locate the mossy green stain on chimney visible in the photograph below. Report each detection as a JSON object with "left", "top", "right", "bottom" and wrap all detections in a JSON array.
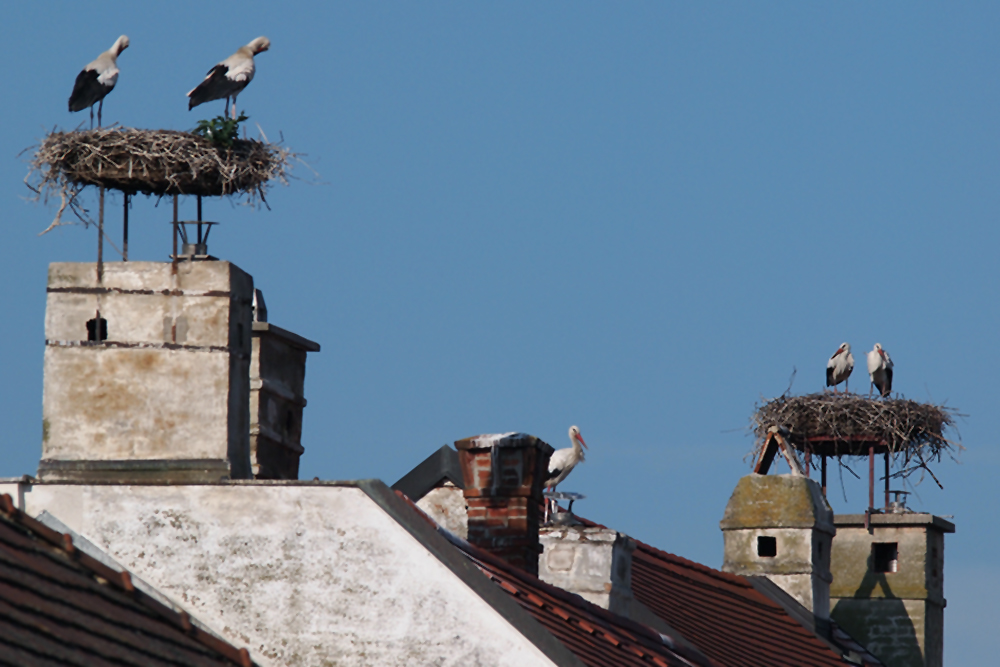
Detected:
[{"left": 720, "top": 474, "right": 834, "bottom": 531}]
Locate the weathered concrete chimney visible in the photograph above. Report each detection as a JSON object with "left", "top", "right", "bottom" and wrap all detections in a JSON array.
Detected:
[
  {"left": 455, "top": 433, "right": 553, "bottom": 575},
  {"left": 829, "top": 513, "right": 954, "bottom": 667},
  {"left": 720, "top": 474, "right": 835, "bottom": 620},
  {"left": 40, "top": 261, "right": 254, "bottom": 482},
  {"left": 538, "top": 525, "right": 636, "bottom": 616},
  {"left": 249, "top": 320, "right": 320, "bottom": 479}
]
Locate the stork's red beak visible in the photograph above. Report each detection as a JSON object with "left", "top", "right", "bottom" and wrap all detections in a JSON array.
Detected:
[{"left": 576, "top": 433, "right": 588, "bottom": 449}]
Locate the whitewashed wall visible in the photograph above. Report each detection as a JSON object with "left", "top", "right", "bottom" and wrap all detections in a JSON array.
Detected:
[{"left": 1, "top": 480, "right": 579, "bottom": 667}]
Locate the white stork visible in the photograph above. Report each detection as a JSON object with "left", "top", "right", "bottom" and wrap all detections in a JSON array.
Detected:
[
  {"left": 68, "top": 35, "right": 130, "bottom": 128},
  {"left": 188, "top": 37, "right": 270, "bottom": 120},
  {"left": 826, "top": 342, "right": 854, "bottom": 393},
  {"left": 867, "top": 343, "right": 894, "bottom": 398},
  {"left": 545, "top": 425, "right": 588, "bottom": 492}
]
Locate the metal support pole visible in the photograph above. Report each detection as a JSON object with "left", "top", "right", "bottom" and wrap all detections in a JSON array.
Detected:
[
  {"left": 868, "top": 445, "right": 875, "bottom": 513},
  {"left": 804, "top": 447, "right": 811, "bottom": 479},
  {"left": 884, "top": 452, "right": 890, "bottom": 510},
  {"left": 821, "top": 455, "right": 827, "bottom": 497},
  {"left": 97, "top": 187, "right": 105, "bottom": 283},
  {"left": 123, "top": 194, "right": 129, "bottom": 262},
  {"left": 197, "top": 195, "right": 203, "bottom": 244},
  {"left": 172, "top": 195, "right": 178, "bottom": 274}
]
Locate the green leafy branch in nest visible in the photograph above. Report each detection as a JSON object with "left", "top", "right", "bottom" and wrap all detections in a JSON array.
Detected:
[{"left": 191, "top": 112, "right": 249, "bottom": 148}]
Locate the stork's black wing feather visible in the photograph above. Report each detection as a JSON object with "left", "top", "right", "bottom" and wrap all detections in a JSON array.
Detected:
[
  {"left": 546, "top": 468, "right": 562, "bottom": 482},
  {"left": 68, "top": 69, "right": 102, "bottom": 112},
  {"left": 188, "top": 65, "right": 230, "bottom": 110},
  {"left": 825, "top": 367, "right": 835, "bottom": 387}
]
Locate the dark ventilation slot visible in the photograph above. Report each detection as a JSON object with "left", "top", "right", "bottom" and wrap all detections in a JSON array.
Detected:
[
  {"left": 757, "top": 536, "right": 777, "bottom": 558},
  {"left": 872, "top": 542, "right": 898, "bottom": 573},
  {"left": 86, "top": 317, "right": 108, "bottom": 342}
]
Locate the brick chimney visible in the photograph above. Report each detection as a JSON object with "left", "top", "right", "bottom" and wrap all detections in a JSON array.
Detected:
[{"left": 455, "top": 433, "right": 553, "bottom": 575}]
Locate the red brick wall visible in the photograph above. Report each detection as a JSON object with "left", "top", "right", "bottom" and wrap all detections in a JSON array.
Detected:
[{"left": 455, "top": 434, "right": 553, "bottom": 575}]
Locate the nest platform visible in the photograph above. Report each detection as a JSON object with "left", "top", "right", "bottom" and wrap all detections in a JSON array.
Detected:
[
  {"left": 752, "top": 392, "right": 958, "bottom": 464},
  {"left": 29, "top": 127, "right": 292, "bottom": 199}
]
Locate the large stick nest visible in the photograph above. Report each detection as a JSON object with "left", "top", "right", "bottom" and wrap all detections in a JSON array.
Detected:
[
  {"left": 26, "top": 127, "right": 294, "bottom": 221},
  {"left": 751, "top": 392, "right": 962, "bottom": 482}
]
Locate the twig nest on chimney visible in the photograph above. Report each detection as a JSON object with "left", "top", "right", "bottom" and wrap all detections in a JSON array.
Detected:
[
  {"left": 751, "top": 393, "right": 962, "bottom": 481},
  {"left": 25, "top": 127, "right": 295, "bottom": 220}
]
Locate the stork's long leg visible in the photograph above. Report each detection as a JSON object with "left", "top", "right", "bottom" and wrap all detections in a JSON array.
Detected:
[
  {"left": 89, "top": 106, "right": 94, "bottom": 130},
  {"left": 223, "top": 97, "right": 229, "bottom": 118},
  {"left": 97, "top": 99, "right": 103, "bottom": 128}
]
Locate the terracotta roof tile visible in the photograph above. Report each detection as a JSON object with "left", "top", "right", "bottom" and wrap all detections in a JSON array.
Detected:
[
  {"left": 394, "top": 489, "right": 714, "bottom": 667},
  {"left": 631, "top": 540, "right": 879, "bottom": 667},
  {"left": 459, "top": 542, "right": 715, "bottom": 667},
  {"left": 0, "top": 494, "right": 254, "bottom": 667}
]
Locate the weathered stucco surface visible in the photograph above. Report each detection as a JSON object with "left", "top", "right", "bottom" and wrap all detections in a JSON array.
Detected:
[
  {"left": 829, "top": 513, "right": 953, "bottom": 667},
  {"left": 6, "top": 481, "right": 565, "bottom": 667},
  {"left": 416, "top": 483, "right": 468, "bottom": 539},
  {"left": 41, "top": 261, "right": 253, "bottom": 479},
  {"left": 43, "top": 346, "right": 231, "bottom": 460},
  {"left": 538, "top": 526, "right": 635, "bottom": 616},
  {"left": 830, "top": 514, "right": 949, "bottom": 602},
  {"left": 720, "top": 474, "right": 834, "bottom": 618}
]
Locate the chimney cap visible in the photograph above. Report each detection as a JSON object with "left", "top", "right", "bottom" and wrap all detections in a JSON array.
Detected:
[{"left": 455, "top": 432, "right": 551, "bottom": 452}]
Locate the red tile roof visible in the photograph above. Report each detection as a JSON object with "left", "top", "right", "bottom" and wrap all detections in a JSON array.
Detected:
[
  {"left": 0, "top": 494, "right": 254, "bottom": 667},
  {"left": 392, "top": 490, "right": 716, "bottom": 667},
  {"left": 459, "top": 541, "right": 715, "bottom": 667},
  {"left": 631, "top": 540, "right": 880, "bottom": 667}
]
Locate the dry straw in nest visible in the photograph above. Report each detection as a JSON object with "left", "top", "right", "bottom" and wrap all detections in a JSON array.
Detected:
[
  {"left": 751, "top": 392, "right": 962, "bottom": 484},
  {"left": 25, "top": 127, "right": 296, "bottom": 230}
]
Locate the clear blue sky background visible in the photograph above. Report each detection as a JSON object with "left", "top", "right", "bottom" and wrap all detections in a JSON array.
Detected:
[{"left": 1, "top": 3, "right": 997, "bottom": 663}]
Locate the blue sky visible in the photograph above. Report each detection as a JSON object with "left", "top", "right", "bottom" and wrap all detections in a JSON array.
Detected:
[{"left": 1, "top": 3, "right": 997, "bottom": 663}]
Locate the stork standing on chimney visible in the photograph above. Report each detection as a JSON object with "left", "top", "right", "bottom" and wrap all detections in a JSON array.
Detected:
[
  {"left": 187, "top": 37, "right": 270, "bottom": 120},
  {"left": 545, "top": 425, "right": 588, "bottom": 492},
  {"left": 68, "top": 35, "right": 130, "bottom": 128},
  {"left": 826, "top": 342, "right": 854, "bottom": 393}
]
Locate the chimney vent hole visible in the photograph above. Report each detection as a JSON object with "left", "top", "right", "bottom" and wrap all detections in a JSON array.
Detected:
[
  {"left": 86, "top": 317, "right": 108, "bottom": 342},
  {"left": 757, "top": 536, "right": 777, "bottom": 558},
  {"left": 873, "top": 542, "right": 898, "bottom": 573}
]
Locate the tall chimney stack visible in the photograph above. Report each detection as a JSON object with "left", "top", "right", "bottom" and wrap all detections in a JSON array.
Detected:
[{"left": 455, "top": 433, "right": 553, "bottom": 575}]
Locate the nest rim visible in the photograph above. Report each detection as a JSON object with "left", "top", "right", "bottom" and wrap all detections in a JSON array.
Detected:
[
  {"left": 27, "top": 126, "right": 294, "bottom": 202},
  {"left": 751, "top": 391, "right": 961, "bottom": 471}
]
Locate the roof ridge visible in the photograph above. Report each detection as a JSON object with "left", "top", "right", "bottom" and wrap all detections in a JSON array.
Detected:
[
  {"left": 0, "top": 493, "right": 254, "bottom": 667},
  {"left": 573, "top": 514, "right": 750, "bottom": 590},
  {"left": 633, "top": 539, "right": 755, "bottom": 588}
]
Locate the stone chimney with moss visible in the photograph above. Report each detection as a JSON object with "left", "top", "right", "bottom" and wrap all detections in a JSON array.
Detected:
[{"left": 720, "top": 474, "right": 835, "bottom": 620}]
